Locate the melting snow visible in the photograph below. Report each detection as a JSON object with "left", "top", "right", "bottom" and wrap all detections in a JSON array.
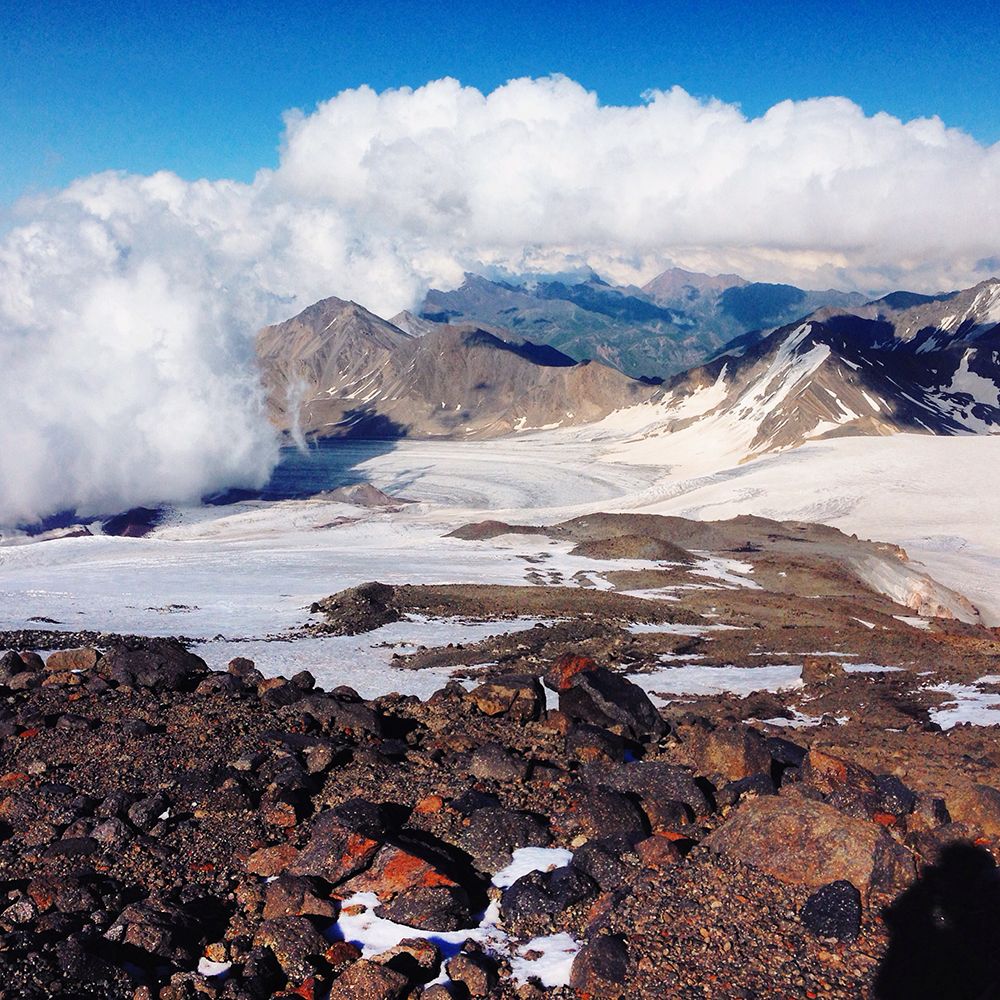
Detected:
[
  {"left": 333, "top": 849, "right": 582, "bottom": 988},
  {"left": 491, "top": 848, "right": 575, "bottom": 889},
  {"left": 927, "top": 679, "right": 1000, "bottom": 729},
  {"left": 893, "top": 615, "right": 933, "bottom": 630},
  {"left": 193, "top": 617, "right": 555, "bottom": 700},
  {"left": 842, "top": 663, "right": 905, "bottom": 673},
  {"left": 509, "top": 933, "right": 581, "bottom": 987},
  {"left": 196, "top": 959, "right": 231, "bottom": 978},
  {"left": 630, "top": 663, "right": 803, "bottom": 702},
  {"left": 626, "top": 622, "right": 744, "bottom": 635}
]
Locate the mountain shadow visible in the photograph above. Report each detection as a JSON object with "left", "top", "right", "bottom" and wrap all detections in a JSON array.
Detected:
[
  {"left": 460, "top": 329, "right": 577, "bottom": 367},
  {"left": 719, "top": 282, "right": 807, "bottom": 328}
]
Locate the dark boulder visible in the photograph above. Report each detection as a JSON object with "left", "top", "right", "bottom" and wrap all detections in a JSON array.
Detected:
[
  {"left": 565, "top": 787, "right": 648, "bottom": 839},
  {"left": 374, "top": 884, "right": 474, "bottom": 931},
  {"left": 582, "top": 760, "right": 710, "bottom": 820},
  {"left": 566, "top": 723, "right": 625, "bottom": 763},
  {"left": 569, "top": 933, "right": 629, "bottom": 998},
  {"left": 559, "top": 667, "right": 666, "bottom": 740},
  {"left": 501, "top": 865, "right": 599, "bottom": 933},
  {"left": 460, "top": 807, "right": 551, "bottom": 872},
  {"left": 101, "top": 640, "right": 207, "bottom": 693},
  {"left": 800, "top": 880, "right": 862, "bottom": 940},
  {"left": 470, "top": 742, "right": 530, "bottom": 782},
  {"left": 571, "top": 837, "right": 638, "bottom": 891}
]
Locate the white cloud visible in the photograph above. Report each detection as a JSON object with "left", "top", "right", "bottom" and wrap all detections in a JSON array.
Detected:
[{"left": 2, "top": 75, "right": 1000, "bottom": 522}]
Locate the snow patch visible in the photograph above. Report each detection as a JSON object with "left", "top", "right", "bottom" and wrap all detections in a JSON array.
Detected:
[
  {"left": 491, "top": 848, "right": 575, "bottom": 889},
  {"left": 927, "top": 679, "right": 1000, "bottom": 729},
  {"left": 630, "top": 663, "right": 803, "bottom": 702}
]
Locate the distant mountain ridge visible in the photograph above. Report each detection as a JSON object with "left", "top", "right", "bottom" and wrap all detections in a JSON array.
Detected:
[
  {"left": 255, "top": 274, "right": 1000, "bottom": 457},
  {"left": 417, "top": 269, "right": 868, "bottom": 379},
  {"left": 255, "top": 296, "right": 660, "bottom": 440}
]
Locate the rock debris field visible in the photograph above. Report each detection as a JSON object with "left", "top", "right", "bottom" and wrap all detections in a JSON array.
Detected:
[{"left": 2, "top": 515, "right": 1000, "bottom": 999}]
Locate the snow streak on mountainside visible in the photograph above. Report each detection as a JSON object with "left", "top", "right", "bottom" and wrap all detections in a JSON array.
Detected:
[
  {"left": 596, "top": 279, "right": 1000, "bottom": 472},
  {"left": 256, "top": 297, "right": 660, "bottom": 440},
  {"left": 256, "top": 277, "right": 1000, "bottom": 454}
]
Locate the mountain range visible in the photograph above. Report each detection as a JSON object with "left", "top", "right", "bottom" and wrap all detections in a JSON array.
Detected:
[
  {"left": 255, "top": 296, "right": 659, "bottom": 440},
  {"left": 418, "top": 270, "right": 867, "bottom": 379},
  {"left": 256, "top": 268, "right": 1000, "bottom": 457},
  {"left": 642, "top": 278, "right": 1000, "bottom": 458}
]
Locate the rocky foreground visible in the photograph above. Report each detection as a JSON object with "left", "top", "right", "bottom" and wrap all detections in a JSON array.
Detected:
[{"left": 1, "top": 612, "right": 1000, "bottom": 1000}]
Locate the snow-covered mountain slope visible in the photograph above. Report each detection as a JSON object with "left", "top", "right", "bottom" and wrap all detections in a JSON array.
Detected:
[
  {"left": 590, "top": 291, "right": 1000, "bottom": 475},
  {"left": 256, "top": 296, "right": 660, "bottom": 440}
]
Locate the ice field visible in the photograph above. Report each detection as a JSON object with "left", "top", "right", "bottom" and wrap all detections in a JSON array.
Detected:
[{"left": 1, "top": 429, "right": 998, "bottom": 712}]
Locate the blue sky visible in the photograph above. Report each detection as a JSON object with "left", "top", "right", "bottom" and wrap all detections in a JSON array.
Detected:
[{"left": 2, "top": 0, "right": 996, "bottom": 205}]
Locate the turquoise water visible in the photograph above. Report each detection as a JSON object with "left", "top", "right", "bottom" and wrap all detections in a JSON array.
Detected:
[{"left": 206, "top": 440, "right": 398, "bottom": 504}]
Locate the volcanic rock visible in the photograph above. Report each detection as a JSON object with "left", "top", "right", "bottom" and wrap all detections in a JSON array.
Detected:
[
  {"left": 800, "top": 880, "right": 863, "bottom": 940},
  {"left": 558, "top": 667, "right": 667, "bottom": 740},
  {"left": 501, "top": 865, "right": 599, "bottom": 934},
  {"left": 569, "top": 933, "right": 629, "bottom": 998},
  {"left": 582, "top": 760, "right": 710, "bottom": 820},
  {"left": 101, "top": 640, "right": 207, "bottom": 693},
  {"left": 460, "top": 807, "right": 552, "bottom": 871},
  {"left": 446, "top": 951, "right": 500, "bottom": 996},
  {"left": 688, "top": 725, "right": 771, "bottom": 783},
  {"left": 467, "top": 674, "right": 545, "bottom": 721},
  {"left": 943, "top": 783, "right": 1000, "bottom": 837},
  {"left": 327, "top": 958, "right": 411, "bottom": 1000},
  {"left": 253, "top": 915, "right": 329, "bottom": 980},
  {"left": 286, "top": 810, "right": 381, "bottom": 884},
  {"left": 704, "top": 796, "right": 915, "bottom": 894}
]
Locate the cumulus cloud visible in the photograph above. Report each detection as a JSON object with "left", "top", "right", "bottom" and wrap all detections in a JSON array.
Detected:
[{"left": 2, "top": 75, "right": 999, "bottom": 522}]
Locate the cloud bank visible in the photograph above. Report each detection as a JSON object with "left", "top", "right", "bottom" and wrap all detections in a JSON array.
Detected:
[{"left": 2, "top": 75, "right": 999, "bottom": 523}]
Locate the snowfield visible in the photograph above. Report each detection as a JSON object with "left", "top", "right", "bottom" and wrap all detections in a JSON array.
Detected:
[{"left": 1, "top": 430, "right": 999, "bottom": 705}]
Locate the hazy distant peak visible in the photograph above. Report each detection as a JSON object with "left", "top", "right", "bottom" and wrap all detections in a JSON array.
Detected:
[
  {"left": 388, "top": 310, "right": 440, "bottom": 337},
  {"left": 642, "top": 266, "right": 747, "bottom": 301}
]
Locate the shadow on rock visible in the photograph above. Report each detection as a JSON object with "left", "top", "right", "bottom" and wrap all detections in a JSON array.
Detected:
[{"left": 876, "top": 843, "right": 1000, "bottom": 1000}]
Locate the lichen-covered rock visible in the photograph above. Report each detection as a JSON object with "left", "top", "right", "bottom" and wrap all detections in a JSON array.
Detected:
[
  {"left": 467, "top": 674, "right": 545, "bottom": 721},
  {"left": 944, "top": 783, "right": 1000, "bottom": 837},
  {"left": 327, "top": 958, "right": 411, "bottom": 1000},
  {"left": 704, "top": 796, "right": 915, "bottom": 895},
  {"left": 569, "top": 933, "right": 629, "bottom": 998},
  {"left": 286, "top": 809, "right": 381, "bottom": 885},
  {"left": 545, "top": 653, "right": 598, "bottom": 692}
]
